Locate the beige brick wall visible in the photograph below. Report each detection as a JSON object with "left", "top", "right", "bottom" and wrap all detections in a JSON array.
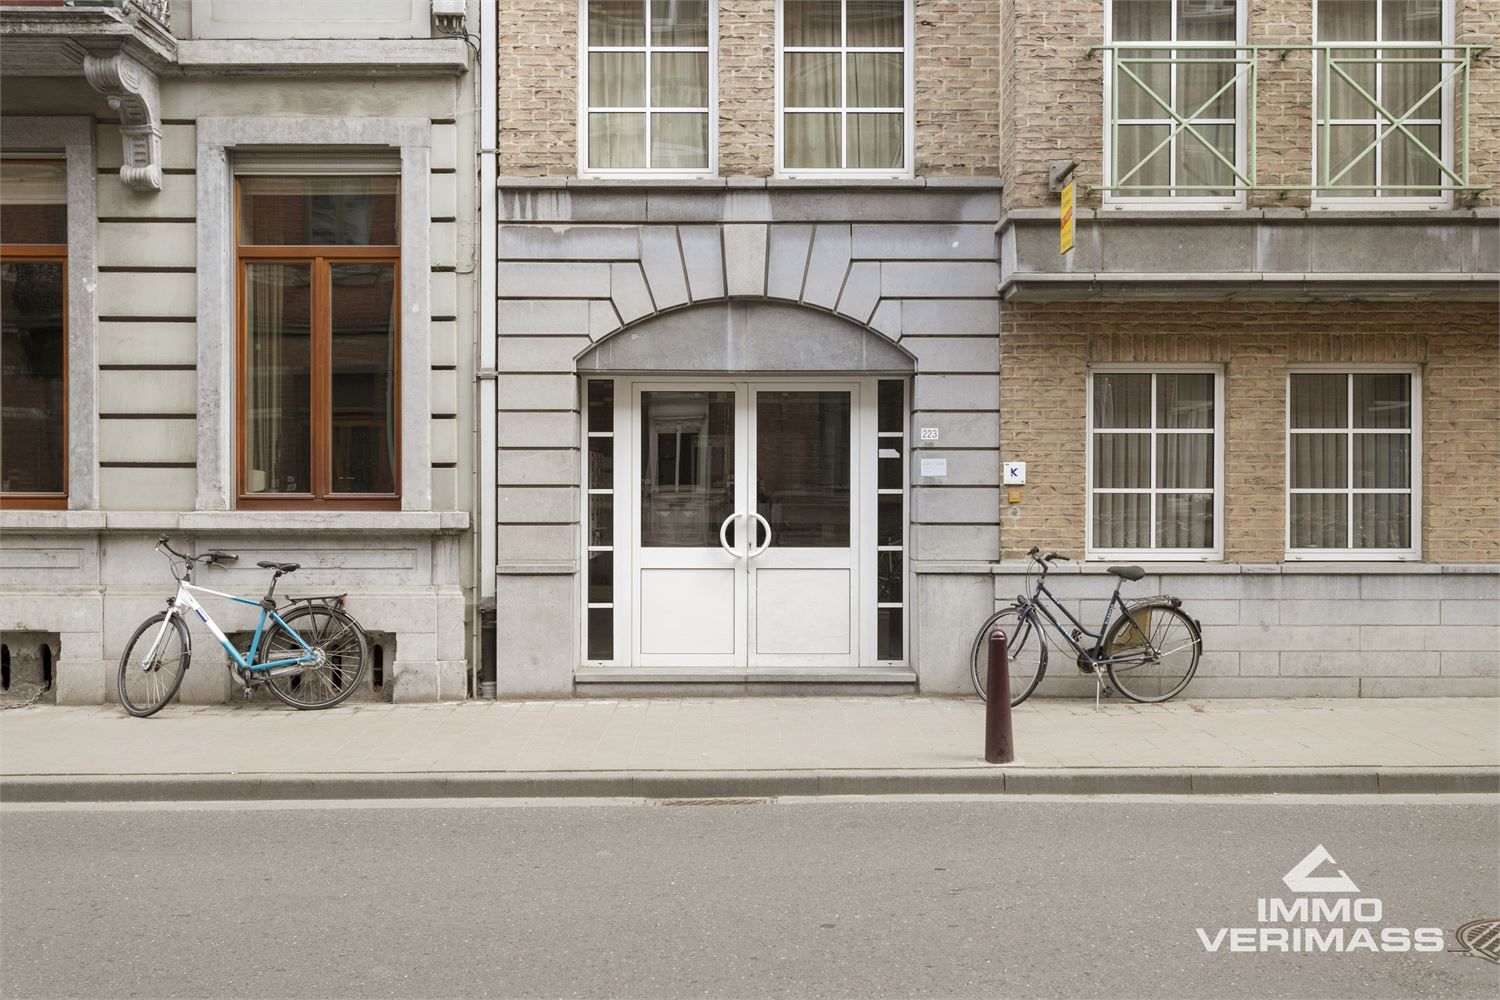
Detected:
[
  {"left": 999, "top": 302, "right": 1499, "bottom": 563},
  {"left": 914, "top": 1, "right": 1001, "bottom": 175},
  {"left": 1000, "top": 0, "right": 1499, "bottom": 210},
  {"left": 498, "top": 1, "right": 1000, "bottom": 177},
  {"left": 499, "top": 0, "right": 577, "bottom": 176},
  {"left": 718, "top": 0, "right": 776, "bottom": 175}
]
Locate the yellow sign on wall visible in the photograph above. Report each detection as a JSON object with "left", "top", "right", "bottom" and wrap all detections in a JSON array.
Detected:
[{"left": 1060, "top": 180, "right": 1074, "bottom": 255}]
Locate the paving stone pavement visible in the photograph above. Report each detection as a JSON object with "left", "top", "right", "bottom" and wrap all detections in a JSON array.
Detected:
[{"left": 1, "top": 697, "right": 1495, "bottom": 779}]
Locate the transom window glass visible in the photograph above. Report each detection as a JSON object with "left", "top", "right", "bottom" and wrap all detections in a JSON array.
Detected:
[
  {"left": 237, "top": 175, "right": 400, "bottom": 506},
  {"left": 1089, "top": 370, "right": 1220, "bottom": 555},
  {"left": 584, "top": 0, "right": 713, "bottom": 172},
  {"left": 1288, "top": 371, "right": 1417, "bottom": 553},
  {"left": 1106, "top": 0, "right": 1243, "bottom": 199},
  {"left": 0, "top": 159, "right": 68, "bottom": 508},
  {"left": 1315, "top": 0, "right": 1447, "bottom": 199},
  {"left": 781, "top": 0, "right": 908, "bottom": 172}
]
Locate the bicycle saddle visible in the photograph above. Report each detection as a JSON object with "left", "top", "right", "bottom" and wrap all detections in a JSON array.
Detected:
[
  {"left": 256, "top": 560, "right": 301, "bottom": 574},
  {"left": 1107, "top": 565, "right": 1145, "bottom": 582}
]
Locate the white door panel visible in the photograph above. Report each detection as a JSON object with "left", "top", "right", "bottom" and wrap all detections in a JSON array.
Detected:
[
  {"left": 753, "top": 568, "right": 852, "bottom": 656},
  {"left": 639, "top": 568, "right": 738, "bottom": 656}
]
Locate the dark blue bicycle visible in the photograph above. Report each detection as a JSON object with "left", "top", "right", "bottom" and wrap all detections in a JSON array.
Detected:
[{"left": 971, "top": 547, "right": 1202, "bottom": 706}]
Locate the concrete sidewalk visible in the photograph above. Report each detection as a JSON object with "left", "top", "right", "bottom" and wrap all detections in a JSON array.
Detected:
[{"left": 1, "top": 697, "right": 1496, "bottom": 802}]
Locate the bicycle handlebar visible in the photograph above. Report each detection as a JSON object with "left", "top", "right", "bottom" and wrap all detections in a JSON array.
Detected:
[
  {"left": 1026, "top": 547, "right": 1070, "bottom": 565},
  {"left": 156, "top": 536, "right": 238, "bottom": 570}
]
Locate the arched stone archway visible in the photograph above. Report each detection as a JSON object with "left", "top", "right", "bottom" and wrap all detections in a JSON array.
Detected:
[{"left": 576, "top": 299, "right": 916, "bottom": 374}]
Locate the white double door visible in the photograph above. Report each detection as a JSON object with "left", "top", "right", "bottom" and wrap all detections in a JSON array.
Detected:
[{"left": 629, "top": 380, "right": 874, "bottom": 669}]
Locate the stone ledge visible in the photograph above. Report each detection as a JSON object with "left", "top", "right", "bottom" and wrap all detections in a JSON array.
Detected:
[
  {"left": 175, "top": 38, "right": 469, "bottom": 76},
  {"left": 1001, "top": 207, "right": 1499, "bottom": 225},
  {"left": 0, "top": 510, "right": 470, "bottom": 534},
  {"left": 574, "top": 667, "right": 918, "bottom": 684},
  {"left": 499, "top": 175, "right": 1002, "bottom": 191},
  {"left": 987, "top": 561, "right": 1497, "bottom": 576}
]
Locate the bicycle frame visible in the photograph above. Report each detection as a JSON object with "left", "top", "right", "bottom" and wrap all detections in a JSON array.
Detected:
[
  {"left": 137, "top": 579, "right": 315, "bottom": 674},
  {"left": 1015, "top": 574, "right": 1156, "bottom": 670}
]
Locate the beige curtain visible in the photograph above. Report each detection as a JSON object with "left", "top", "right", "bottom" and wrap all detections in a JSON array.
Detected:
[
  {"left": 246, "top": 264, "right": 287, "bottom": 493},
  {"left": 1093, "top": 373, "right": 1214, "bottom": 550},
  {"left": 1288, "top": 372, "right": 1411, "bottom": 549}
]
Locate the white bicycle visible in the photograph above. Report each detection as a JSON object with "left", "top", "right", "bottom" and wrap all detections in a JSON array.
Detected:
[{"left": 117, "top": 536, "right": 369, "bottom": 717}]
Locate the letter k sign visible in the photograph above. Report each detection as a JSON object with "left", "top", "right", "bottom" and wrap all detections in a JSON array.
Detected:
[{"left": 1283, "top": 844, "right": 1360, "bottom": 894}]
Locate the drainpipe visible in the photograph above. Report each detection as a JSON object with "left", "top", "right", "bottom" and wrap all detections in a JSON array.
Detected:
[{"left": 476, "top": 0, "right": 498, "bottom": 697}]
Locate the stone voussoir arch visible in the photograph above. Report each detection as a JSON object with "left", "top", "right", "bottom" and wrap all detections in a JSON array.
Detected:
[
  {"left": 581, "top": 223, "right": 904, "bottom": 352},
  {"left": 575, "top": 297, "right": 917, "bottom": 375}
]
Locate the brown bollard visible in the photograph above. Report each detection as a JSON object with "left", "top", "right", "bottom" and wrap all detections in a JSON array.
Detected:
[{"left": 985, "top": 629, "right": 1014, "bottom": 764}]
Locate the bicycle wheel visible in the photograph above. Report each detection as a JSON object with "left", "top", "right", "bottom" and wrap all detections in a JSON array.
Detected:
[
  {"left": 970, "top": 606, "right": 1048, "bottom": 707},
  {"left": 260, "top": 604, "right": 368, "bottom": 710},
  {"left": 117, "top": 611, "right": 191, "bottom": 718},
  {"left": 1103, "top": 603, "right": 1201, "bottom": 703}
]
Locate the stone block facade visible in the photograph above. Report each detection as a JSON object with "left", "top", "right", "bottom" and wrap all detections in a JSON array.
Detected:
[
  {"left": 0, "top": 3, "right": 477, "bottom": 705},
  {"left": 494, "top": 183, "right": 1001, "bottom": 695}
]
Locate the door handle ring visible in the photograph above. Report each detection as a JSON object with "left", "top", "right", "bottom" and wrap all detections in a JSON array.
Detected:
[
  {"left": 718, "top": 511, "right": 746, "bottom": 558},
  {"left": 748, "top": 511, "right": 772, "bottom": 558}
]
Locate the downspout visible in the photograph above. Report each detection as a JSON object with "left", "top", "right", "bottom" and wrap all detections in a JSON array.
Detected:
[{"left": 476, "top": 0, "right": 499, "bottom": 697}]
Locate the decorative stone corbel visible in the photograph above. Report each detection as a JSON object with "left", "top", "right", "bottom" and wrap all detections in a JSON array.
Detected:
[{"left": 83, "top": 52, "right": 163, "bottom": 193}]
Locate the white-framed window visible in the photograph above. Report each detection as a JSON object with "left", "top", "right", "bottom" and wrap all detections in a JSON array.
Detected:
[
  {"left": 1087, "top": 366, "right": 1224, "bottom": 560},
  {"left": 1312, "top": 0, "right": 1452, "bottom": 206},
  {"left": 580, "top": 0, "right": 716, "bottom": 175},
  {"left": 1286, "top": 367, "right": 1420, "bottom": 559},
  {"left": 776, "top": 0, "right": 913, "bottom": 176},
  {"left": 1102, "top": 0, "right": 1247, "bottom": 206}
]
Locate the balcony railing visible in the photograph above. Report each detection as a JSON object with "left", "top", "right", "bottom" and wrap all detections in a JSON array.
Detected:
[{"left": 1087, "top": 43, "right": 1489, "bottom": 198}]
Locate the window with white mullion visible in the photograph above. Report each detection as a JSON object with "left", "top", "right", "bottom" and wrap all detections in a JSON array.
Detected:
[
  {"left": 781, "top": 0, "right": 909, "bottom": 173},
  {"left": 585, "top": 379, "right": 617, "bottom": 660},
  {"left": 1106, "top": 0, "right": 1243, "bottom": 199},
  {"left": 584, "top": 0, "right": 712, "bottom": 173},
  {"left": 1089, "top": 369, "right": 1219, "bottom": 555},
  {"left": 1314, "top": 0, "right": 1448, "bottom": 199},
  {"left": 1288, "top": 369, "right": 1416, "bottom": 553}
]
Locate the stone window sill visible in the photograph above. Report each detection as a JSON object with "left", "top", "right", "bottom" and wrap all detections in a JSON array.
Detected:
[{"left": 0, "top": 510, "right": 470, "bottom": 534}]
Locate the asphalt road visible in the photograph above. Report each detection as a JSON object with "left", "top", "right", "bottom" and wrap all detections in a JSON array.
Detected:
[{"left": 2, "top": 796, "right": 1497, "bottom": 999}]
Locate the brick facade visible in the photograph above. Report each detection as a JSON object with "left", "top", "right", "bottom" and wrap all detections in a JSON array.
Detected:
[
  {"left": 498, "top": 0, "right": 577, "bottom": 176},
  {"left": 999, "top": 0, "right": 1500, "bottom": 210},
  {"left": 998, "top": 302, "right": 1500, "bottom": 564},
  {"left": 497, "top": 1, "right": 1000, "bottom": 177}
]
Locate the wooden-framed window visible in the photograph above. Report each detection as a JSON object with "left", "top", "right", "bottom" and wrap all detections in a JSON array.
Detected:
[
  {"left": 236, "top": 175, "right": 401, "bottom": 508},
  {"left": 0, "top": 159, "right": 68, "bottom": 509}
]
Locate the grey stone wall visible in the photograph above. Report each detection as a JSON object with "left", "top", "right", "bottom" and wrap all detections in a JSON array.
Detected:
[
  {"left": 0, "top": 75, "right": 478, "bottom": 704},
  {"left": 988, "top": 565, "right": 1500, "bottom": 698},
  {"left": 494, "top": 180, "right": 1002, "bottom": 695}
]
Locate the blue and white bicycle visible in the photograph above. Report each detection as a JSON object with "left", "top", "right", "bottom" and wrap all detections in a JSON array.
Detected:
[{"left": 117, "top": 535, "right": 369, "bottom": 717}]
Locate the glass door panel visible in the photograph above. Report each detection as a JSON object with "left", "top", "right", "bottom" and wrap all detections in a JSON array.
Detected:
[
  {"left": 640, "top": 390, "right": 736, "bottom": 548},
  {"left": 755, "top": 391, "right": 851, "bottom": 548}
]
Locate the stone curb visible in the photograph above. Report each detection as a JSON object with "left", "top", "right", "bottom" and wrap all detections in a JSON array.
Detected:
[{"left": 2, "top": 767, "right": 1496, "bottom": 803}]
